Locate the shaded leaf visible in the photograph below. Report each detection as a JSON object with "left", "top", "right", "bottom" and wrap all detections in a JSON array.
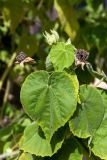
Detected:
[
  {"left": 20, "top": 71, "right": 77, "bottom": 141},
  {"left": 0, "top": 126, "right": 13, "bottom": 141},
  {"left": 51, "top": 136, "right": 91, "bottom": 160},
  {"left": 18, "top": 33, "right": 38, "bottom": 56},
  {"left": 2, "top": 0, "right": 26, "bottom": 33}
]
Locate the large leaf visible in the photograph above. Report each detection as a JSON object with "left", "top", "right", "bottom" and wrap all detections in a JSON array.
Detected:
[
  {"left": 49, "top": 42, "right": 75, "bottom": 71},
  {"left": 91, "top": 91, "right": 107, "bottom": 160},
  {"left": 69, "top": 85, "right": 105, "bottom": 138},
  {"left": 19, "top": 122, "right": 65, "bottom": 157},
  {"left": 54, "top": 0, "right": 79, "bottom": 40},
  {"left": 20, "top": 71, "right": 77, "bottom": 141}
]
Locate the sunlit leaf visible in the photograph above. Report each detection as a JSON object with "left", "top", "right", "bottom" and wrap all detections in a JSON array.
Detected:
[
  {"left": 69, "top": 85, "right": 105, "bottom": 138},
  {"left": 18, "top": 153, "right": 33, "bottom": 160},
  {"left": 49, "top": 42, "right": 75, "bottom": 71},
  {"left": 55, "top": 0, "right": 79, "bottom": 40},
  {"left": 91, "top": 91, "right": 107, "bottom": 160},
  {"left": 20, "top": 122, "right": 65, "bottom": 157},
  {"left": 20, "top": 71, "right": 77, "bottom": 141}
]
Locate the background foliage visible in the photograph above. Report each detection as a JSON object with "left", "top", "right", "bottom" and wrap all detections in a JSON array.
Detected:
[{"left": 0, "top": 0, "right": 107, "bottom": 160}]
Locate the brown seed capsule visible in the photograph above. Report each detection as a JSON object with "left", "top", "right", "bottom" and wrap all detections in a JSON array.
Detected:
[
  {"left": 75, "top": 49, "right": 89, "bottom": 62},
  {"left": 15, "top": 52, "right": 35, "bottom": 67},
  {"left": 16, "top": 52, "right": 27, "bottom": 63},
  {"left": 75, "top": 49, "right": 89, "bottom": 70}
]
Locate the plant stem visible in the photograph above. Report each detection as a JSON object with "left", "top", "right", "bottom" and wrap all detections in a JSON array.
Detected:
[
  {"left": 0, "top": 79, "right": 11, "bottom": 117},
  {"left": 86, "top": 63, "right": 107, "bottom": 83},
  {"left": 0, "top": 52, "right": 16, "bottom": 91}
]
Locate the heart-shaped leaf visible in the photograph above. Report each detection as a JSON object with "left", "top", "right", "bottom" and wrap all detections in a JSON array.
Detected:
[
  {"left": 49, "top": 42, "right": 75, "bottom": 71},
  {"left": 20, "top": 71, "right": 78, "bottom": 141},
  {"left": 69, "top": 85, "right": 105, "bottom": 138},
  {"left": 91, "top": 91, "right": 107, "bottom": 160}
]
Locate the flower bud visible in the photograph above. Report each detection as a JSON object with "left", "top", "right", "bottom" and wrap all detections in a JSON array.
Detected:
[{"left": 43, "top": 29, "right": 59, "bottom": 45}]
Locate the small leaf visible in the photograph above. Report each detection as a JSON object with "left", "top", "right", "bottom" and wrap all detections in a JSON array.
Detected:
[
  {"left": 20, "top": 71, "right": 77, "bottom": 141},
  {"left": 49, "top": 42, "right": 75, "bottom": 71},
  {"left": 19, "top": 122, "right": 65, "bottom": 157},
  {"left": 69, "top": 85, "right": 105, "bottom": 138}
]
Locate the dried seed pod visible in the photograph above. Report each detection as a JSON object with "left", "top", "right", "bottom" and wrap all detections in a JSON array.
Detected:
[
  {"left": 16, "top": 52, "right": 27, "bottom": 63},
  {"left": 15, "top": 52, "right": 35, "bottom": 67},
  {"left": 75, "top": 49, "right": 89, "bottom": 62},
  {"left": 75, "top": 49, "right": 89, "bottom": 70}
]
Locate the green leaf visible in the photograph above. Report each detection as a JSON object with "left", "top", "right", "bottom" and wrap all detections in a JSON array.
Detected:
[
  {"left": 2, "top": 0, "right": 26, "bottom": 33},
  {"left": 69, "top": 85, "right": 105, "bottom": 138},
  {"left": 49, "top": 42, "right": 75, "bottom": 71},
  {"left": 18, "top": 153, "right": 34, "bottom": 160},
  {"left": 0, "top": 50, "right": 9, "bottom": 64},
  {"left": 54, "top": 0, "right": 79, "bottom": 40},
  {"left": 3, "top": 141, "right": 11, "bottom": 153},
  {"left": 19, "top": 122, "right": 65, "bottom": 157},
  {"left": 20, "top": 71, "right": 77, "bottom": 141},
  {"left": 91, "top": 91, "right": 107, "bottom": 160},
  {"left": 68, "top": 0, "right": 83, "bottom": 5},
  {"left": 18, "top": 33, "right": 38, "bottom": 56},
  {"left": 51, "top": 136, "right": 91, "bottom": 160},
  {"left": 69, "top": 73, "right": 79, "bottom": 101},
  {"left": 0, "top": 126, "right": 12, "bottom": 141}
]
